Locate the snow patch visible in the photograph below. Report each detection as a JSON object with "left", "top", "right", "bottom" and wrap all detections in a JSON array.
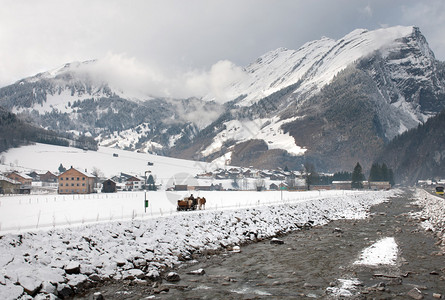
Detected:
[
  {"left": 353, "top": 237, "right": 398, "bottom": 266},
  {"left": 201, "top": 116, "right": 306, "bottom": 157},
  {"left": 326, "top": 278, "right": 362, "bottom": 297}
]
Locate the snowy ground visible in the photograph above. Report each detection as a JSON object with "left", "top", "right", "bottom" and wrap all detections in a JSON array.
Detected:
[
  {"left": 0, "top": 143, "right": 293, "bottom": 191},
  {"left": 0, "top": 143, "right": 222, "bottom": 186},
  {"left": 413, "top": 188, "right": 445, "bottom": 248},
  {"left": 0, "top": 190, "right": 356, "bottom": 234},
  {"left": 0, "top": 189, "right": 399, "bottom": 299}
]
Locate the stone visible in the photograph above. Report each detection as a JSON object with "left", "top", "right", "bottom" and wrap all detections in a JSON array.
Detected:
[
  {"left": 154, "top": 285, "right": 170, "bottom": 294},
  {"left": 186, "top": 268, "right": 205, "bottom": 275},
  {"left": 433, "top": 293, "right": 442, "bottom": 299},
  {"left": 89, "top": 274, "right": 102, "bottom": 281},
  {"left": 19, "top": 276, "right": 42, "bottom": 296},
  {"left": 232, "top": 246, "right": 241, "bottom": 253},
  {"left": 407, "top": 288, "right": 424, "bottom": 300},
  {"left": 40, "top": 281, "right": 57, "bottom": 295},
  {"left": 123, "top": 269, "right": 145, "bottom": 280},
  {"left": 270, "top": 238, "right": 284, "bottom": 245},
  {"left": 0, "top": 282, "right": 24, "bottom": 299},
  {"left": 165, "top": 272, "right": 180, "bottom": 282},
  {"left": 34, "top": 293, "right": 58, "bottom": 300},
  {"left": 93, "top": 292, "right": 104, "bottom": 300},
  {"left": 80, "top": 264, "right": 95, "bottom": 275},
  {"left": 133, "top": 258, "right": 147, "bottom": 268},
  {"left": 57, "top": 283, "right": 74, "bottom": 298},
  {"left": 332, "top": 228, "right": 343, "bottom": 233},
  {"left": 115, "top": 258, "right": 127, "bottom": 267},
  {"left": 147, "top": 269, "right": 161, "bottom": 281},
  {"left": 64, "top": 262, "right": 80, "bottom": 274}
]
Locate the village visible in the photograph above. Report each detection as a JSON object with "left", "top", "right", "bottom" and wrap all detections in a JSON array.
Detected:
[{"left": 0, "top": 165, "right": 395, "bottom": 196}]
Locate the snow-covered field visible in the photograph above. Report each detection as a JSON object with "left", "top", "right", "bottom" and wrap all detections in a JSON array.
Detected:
[
  {"left": 0, "top": 143, "right": 217, "bottom": 184},
  {"left": 0, "top": 189, "right": 357, "bottom": 234},
  {"left": 0, "top": 188, "right": 398, "bottom": 299}
]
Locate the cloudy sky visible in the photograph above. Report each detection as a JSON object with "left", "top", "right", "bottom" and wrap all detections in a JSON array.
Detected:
[{"left": 1, "top": 0, "right": 444, "bottom": 97}]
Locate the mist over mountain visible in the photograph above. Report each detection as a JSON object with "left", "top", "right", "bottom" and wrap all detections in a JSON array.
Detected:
[{"left": 1, "top": 25, "right": 444, "bottom": 180}]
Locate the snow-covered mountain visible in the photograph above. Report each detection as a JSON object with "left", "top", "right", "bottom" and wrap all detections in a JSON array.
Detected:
[
  {"left": 207, "top": 27, "right": 417, "bottom": 105},
  {"left": 0, "top": 61, "right": 223, "bottom": 154},
  {"left": 1, "top": 25, "right": 444, "bottom": 172},
  {"left": 183, "top": 26, "right": 445, "bottom": 171}
]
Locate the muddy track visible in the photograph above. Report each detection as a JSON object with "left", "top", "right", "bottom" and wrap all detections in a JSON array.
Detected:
[{"left": 77, "top": 189, "right": 445, "bottom": 299}]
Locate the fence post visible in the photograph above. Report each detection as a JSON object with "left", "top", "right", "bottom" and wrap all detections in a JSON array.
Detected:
[{"left": 36, "top": 210, "right": 41, "bottom": 229}]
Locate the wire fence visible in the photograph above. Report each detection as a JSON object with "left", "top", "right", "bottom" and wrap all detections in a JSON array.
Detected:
[{"left": 0, "top": 189, "right": 362, "bottom": 234}]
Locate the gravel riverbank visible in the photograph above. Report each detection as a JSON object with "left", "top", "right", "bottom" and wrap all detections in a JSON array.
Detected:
[{"left": 77, "top": 189, "right": 445, "bottom": 299}]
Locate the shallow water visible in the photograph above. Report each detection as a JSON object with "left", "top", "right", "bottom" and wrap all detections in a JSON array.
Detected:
[{"left": 77, "top": 190, "right": 445, "bottom": 299}]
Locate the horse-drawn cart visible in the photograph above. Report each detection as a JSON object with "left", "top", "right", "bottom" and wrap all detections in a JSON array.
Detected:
[{"left": 177, "top": 195, "right": 206, "bottom": 211}]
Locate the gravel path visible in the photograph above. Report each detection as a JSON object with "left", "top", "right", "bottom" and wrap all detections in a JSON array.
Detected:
[{"left": 76, "top": 189, "right": 445, "bottom": 299}]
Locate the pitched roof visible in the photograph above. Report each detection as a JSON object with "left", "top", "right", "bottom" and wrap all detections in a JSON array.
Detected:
[
  {"left": 9, "top": 172, "right": 33, "bottom": 180},
  {"left": 59, "top": 167, "right": 96, "bottom": 178},
  {"left": 0, "top": 175, "right": 21, "bottom": 185}
]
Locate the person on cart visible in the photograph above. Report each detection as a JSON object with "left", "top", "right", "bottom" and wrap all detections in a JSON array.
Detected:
[{"left": 189, "top": 194, "right": 197, "bottom": 209}]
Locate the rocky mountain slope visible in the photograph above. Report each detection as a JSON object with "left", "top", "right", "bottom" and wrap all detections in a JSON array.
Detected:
[
  {"left": 0, "top": 62, "right": 223, "bottom": 154},
  {"left": 182, "top": 26, "right": 445, "bottom": 171},
  {"left": 1, "top": 26, "right": 444, "bottom": 175}
]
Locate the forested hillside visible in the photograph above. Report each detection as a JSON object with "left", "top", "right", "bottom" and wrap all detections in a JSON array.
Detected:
[
  {"left": 376, "top": 109, "right": 445, "bottom": 184},
  {"left": 0, "top": 106, "right": 97, "bottom": 153}
]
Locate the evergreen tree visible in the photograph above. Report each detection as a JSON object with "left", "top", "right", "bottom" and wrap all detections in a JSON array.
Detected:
[
  {"left": 332, "top": 171, "right": 352, "bottom": 181},
  {"left": 304, "top": 163, "right": 319, "bottom": 190},
  {"left": 147, "top": 174, "right": 157, "bottom": 191},
  {"left": 368, "top": 162, "right": 395, "bottom": 186},
  {"left": 388, "top": 169, "right": 395, "bottom": 186},
  {"left": 58, "top": 163, "right": 66, "bottom": 174},
  {"left": 368, "top": 163, "right": 380, "bottom": 181},
  {"left": 351, "top": 162, "right": 365, "bottom": 189},
  {"left": 381, "top": 163, "right": 389, "bottom": 181}
]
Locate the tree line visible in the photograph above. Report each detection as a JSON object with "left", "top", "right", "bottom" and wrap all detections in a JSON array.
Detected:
[
  {"left": 0, "top": 106, "right": 97, "bottom": 153},
  {"left": 288, "top": 161, "right": 395, "bottom": 189}
]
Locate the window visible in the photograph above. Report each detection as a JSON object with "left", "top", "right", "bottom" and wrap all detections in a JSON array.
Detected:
[
  {"left": 77, "top": 183, "right": 79, "bottom": 186},
  {"left": 66, "top": 177, "right": 69, "bottom": 180},
  {"left": 71, "top": 183, "right": 74, "bottom": 186},
  {"left": 77, "top": 177, "right": 79, "bottom": 181},
  {"left": 60, "top": 183, "right": 63, "bottom": 186},
  {"left": 82, "top": 183, "right": 85, "bottom": 186},
  {"left": 71, "top": 177, "right": 74, "bottom": 180},
  {"left": 66, "top": 183, "right": 69, "bottom": 186},
  {"left": 82, "top": 177, "right": 85, "bottom": 180},
  {"left": 60, "top": 177, "right": 63, "bottom": 180}
]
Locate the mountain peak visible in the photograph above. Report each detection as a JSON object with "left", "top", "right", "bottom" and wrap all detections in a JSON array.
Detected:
[{"left": 213, "top": 25, "right": 433, "bottom": 107}]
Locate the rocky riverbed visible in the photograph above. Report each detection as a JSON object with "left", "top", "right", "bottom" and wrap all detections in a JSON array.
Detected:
[{"left": 76, "top": 189, "right": 445, "bottom": 299}]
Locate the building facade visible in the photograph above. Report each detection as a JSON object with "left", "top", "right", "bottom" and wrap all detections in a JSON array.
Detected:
[
  {"left": 7, "top": 172, "right": 32, "bottom": 186},
  {"left": 0, "top": 176, "right": 21, "bottom": 194},
  {"left": 58, "top": 167, "right": 96, "bottom": 194},
  {"left": 102, "top": 179, "right": 117, "bottom": 193}
]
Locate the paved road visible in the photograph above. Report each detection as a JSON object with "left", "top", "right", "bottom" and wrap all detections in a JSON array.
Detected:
[{"left": 77, "top": 189, "right": 445, "bottom": 299}]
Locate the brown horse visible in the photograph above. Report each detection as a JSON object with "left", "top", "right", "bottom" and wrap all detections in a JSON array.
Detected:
[{"left": 197, "top": 197, "right": 206, "bottom": 210}]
